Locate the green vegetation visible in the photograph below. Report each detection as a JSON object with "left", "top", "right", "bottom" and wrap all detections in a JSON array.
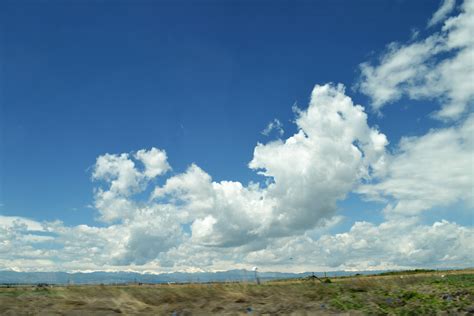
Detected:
[
  {"left": 0, "top": 270, "right": 472, "bottom": 315},
  {"left": 377, "top": 269, "right": 436, "bottom": 276}
]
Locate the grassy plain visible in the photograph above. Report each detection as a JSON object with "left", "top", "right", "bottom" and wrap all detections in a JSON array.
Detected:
[{"left": 0, "top": 269, "right": 473, "bottom": 315}]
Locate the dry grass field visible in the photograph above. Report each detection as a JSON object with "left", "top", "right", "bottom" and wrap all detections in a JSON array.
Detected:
[{"left": 1, "top": 269, "right": 473, "bottom": 315}]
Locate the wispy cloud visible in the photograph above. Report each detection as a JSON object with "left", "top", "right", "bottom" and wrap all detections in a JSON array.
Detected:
[
  {"left": 358, "top": 114, "right": 473, "bottom": 216},
  {"left": 262, "top": 118, "right": 284, "bottom": 137},
  {"left": 358, "top": 0, "right": 473, "bottom": 120},
  {"left": 428, "top": 0, "right": 456, "bottom": 28}
]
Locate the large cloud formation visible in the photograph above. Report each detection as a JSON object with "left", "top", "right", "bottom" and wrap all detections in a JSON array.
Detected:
[
  {"left": 1, "top": 82, "right": 472, "bottom": 272},
  {"left": 92, "top": 83, "right": 388, "bottom": 264},
  {"left": 1, "top": 0, "right": 472, "bottom": 273}
]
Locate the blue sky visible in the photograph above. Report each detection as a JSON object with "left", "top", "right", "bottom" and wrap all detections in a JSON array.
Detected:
[{"left": 0, "top": 0, "right": 472, "bottom": 272}]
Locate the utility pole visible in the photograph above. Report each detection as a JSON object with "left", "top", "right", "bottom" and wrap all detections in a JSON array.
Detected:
[{"left": 252, "top": 267, "right": 260, "bottom": 285}]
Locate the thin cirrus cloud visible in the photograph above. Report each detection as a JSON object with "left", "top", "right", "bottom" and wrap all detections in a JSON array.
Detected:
[{"left": 0, "top": 0, "right": 473, "bottom": 272}]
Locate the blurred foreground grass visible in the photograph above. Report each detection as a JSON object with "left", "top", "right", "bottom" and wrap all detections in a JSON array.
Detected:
[{"left": 0, "top": 269, "right": 473, "bottom": 315}]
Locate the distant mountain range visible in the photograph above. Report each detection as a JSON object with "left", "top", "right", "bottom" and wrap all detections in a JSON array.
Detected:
[{"left": 0, "top": 269, "right": 386, "bottom": 285}]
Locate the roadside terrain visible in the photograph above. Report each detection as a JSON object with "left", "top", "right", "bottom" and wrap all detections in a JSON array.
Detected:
[{"left": 1, "top": 269, "right": 473, "bottom": 315}]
